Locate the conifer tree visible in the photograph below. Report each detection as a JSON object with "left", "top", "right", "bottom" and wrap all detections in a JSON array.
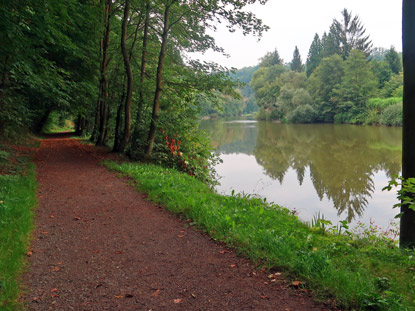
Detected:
[
  {"left": 306, "top": 34, "right": 322, "bottom": 77},
  {"left": 290, "top": 46, "right": 303, "bottom": 72},
  {"left": 332, "top": 8, "right": 372, "bottom": 59},
  {"left": 385, "top": 46, "right": 402, "bottom": 74},
  {"left": 259, "top": 49, "right": 283, "bottom": 67}
]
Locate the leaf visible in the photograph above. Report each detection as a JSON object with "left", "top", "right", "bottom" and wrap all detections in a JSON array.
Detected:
[
  {"left": 173, "top": 298, "right": 182, "bottom": 304},
  {"left": 50, "top": 288, "right": 58, "bottom": 293},
  {"left": 151, "top": 289, "right": 161, "bottom": 296}
]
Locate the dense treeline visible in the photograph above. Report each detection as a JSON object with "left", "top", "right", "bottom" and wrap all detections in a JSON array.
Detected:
[
  {"left": 206, "top": 9, "right": 403, "bottom": 125},
  {"left": 0, "top": 0, "right": 268, "bottom": 180}
]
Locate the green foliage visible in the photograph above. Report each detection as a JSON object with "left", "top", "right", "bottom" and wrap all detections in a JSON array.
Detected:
[
  {"left": 330, "top": 8, "right": 373, "bottom": 58},
  {"left": 105, "top": 160, "right": 415, "bottom": 311},
  {"left": 334, "top": 50, "right": 377, "bottom": 123},
  {"left": 0, "top": 0, "right": 100, "bottom": 136},
  {"left": 371, "top": 59, "right": 393, "bottom": 89},
  {"left": 385, "top": 46, "right": 402, "bottom": 74},
  {"left": 380, "top": 103, "right": 403, "bottom": 126},
  {"left": 381, "top": 72, "right": 403, "bottom": 98},
  {"left": 367, "top": 97, "right": 402, "bottom": 111},
  {"left": 290, "top": 46, "right": 304, "bottom": 72},
  {"left": 383, "top": 176, "right": 415, "bottom": 214},
  {"left": 250, "top": 64, "right": 286, "bottom": 114},
  {"left": 308, "top": 54, "right": 345, "bottom": 122},
  {"left": 365, "top": 97, "right": 402, "bottom": 125},
  {"left": 306, "top": 33, "right": 323, "bottom": 77},
  {"left": 258, "top": 49, "right": 283, "bottom": 67},
  {"left": 287, "top": 104, "right": 316, "bottom": 123},
  {"left": 42, "top": 111, "right": 74, "bottom": 133},
  {"left": 0, "top": 145, "right": 37, "bottom": 310}
]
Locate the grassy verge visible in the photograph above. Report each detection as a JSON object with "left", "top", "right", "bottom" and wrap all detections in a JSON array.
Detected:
[
  {"left": 104, "top": 160, "right": 415, "bottom": 311},
  {"left": 0, "top": 141, "right": 38, "bottom": 310}
]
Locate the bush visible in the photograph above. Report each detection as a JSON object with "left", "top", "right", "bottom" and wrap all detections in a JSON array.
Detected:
[
  {"left": 367, "top": 97, "right": 402, "bottom": 112},
  {"left": 287, "top": 104, "right": 316, "bottom": 123},
  {"left": 380, "top": 103, "right": 402, "bottom": 126}
]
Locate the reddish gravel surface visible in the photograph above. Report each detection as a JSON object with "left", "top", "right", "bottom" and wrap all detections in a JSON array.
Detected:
[{"left": 23, "top": 134, "right": 339, "bottom": 310}]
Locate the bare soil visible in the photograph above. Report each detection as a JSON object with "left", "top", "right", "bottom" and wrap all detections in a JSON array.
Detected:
[{"left": 23, "top": 134, "right": 340, "bottom": 310}]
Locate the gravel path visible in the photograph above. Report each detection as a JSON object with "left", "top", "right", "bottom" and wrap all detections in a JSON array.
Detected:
[{"left": 23, "top": 135, "right": 338, "bottom": 310}]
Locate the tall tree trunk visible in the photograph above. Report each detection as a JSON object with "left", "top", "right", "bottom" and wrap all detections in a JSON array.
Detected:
[
  {"left": 401, "top": 0, "right": 415, "bottom": 249},
  {"left": 117, "top": 0, "right": 133, "bottom": 152},
  {"left": 145, "top": 3, "right": 170, "bottom": 156},
  {"left": 96, "top": 0, "right": 112, "bottom": 146},
  {"left": 131, "top": 2, "right": 150, "bottom": 152},
  {"left": 115, "top": 8, "right": 143, "bottom": 152},
  {"left": 113, "top": 81, "right": 126, "bottom": 151}
]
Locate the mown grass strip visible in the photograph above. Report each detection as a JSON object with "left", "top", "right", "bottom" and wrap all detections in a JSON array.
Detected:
[
  {"left": 0, "top": 145, "right": 37, "bottom": 310},
  {"left": 104, "top": 160, "right": 415, "bottom": 311}
]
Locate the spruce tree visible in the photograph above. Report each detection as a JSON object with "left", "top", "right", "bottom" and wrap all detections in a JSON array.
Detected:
[
  {"left": 290, "top": 46, "right": 303, "bottom": 72},
  {"left": 259, "top": 49, "right": 283, "bottom": 67},
  {"left": 306, "top": 33, "right": 322, "bottom": 77},
  {"left": 322, "top": 27, "right": 341, "bottom": 58},
  {"left": 332, "top": 8, "right": 372, "bottom": 59},
  {"left": 385, "top": 46, "right": 402, "bottom": 74}
]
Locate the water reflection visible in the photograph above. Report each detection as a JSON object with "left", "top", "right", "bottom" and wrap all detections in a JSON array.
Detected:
[{"left": 200, "top": 120, "right": 402, "bottom": 224}]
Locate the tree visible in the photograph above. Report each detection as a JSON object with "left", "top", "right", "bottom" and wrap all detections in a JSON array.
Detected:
[
  {"left": 371, "top": 59, "right": 393, "bottom": 89},
  {"left": 401, "top": 0, "right": 415, "bottom": 248},
  {"left": 322, "top": 29, "right": 341, "bottom": 58},
  {"left": 259, "top": 49, "right": 283, "bottom": 67},
  {"left": 117, "top": 0, "right": 133, "bottom": 152},
  {"left": 308, "top": 54, "right": 345, "bottom": 122},
  {"left": 306, "top": 33, "right": 323, "bottom": 77},
  {"left": 144, "top": 0, "right": 269, "bottom": 155},
  {"left": 331, "top": 8, "right": 373, "bottom": 59},
  {"left": 385, "top": 46, "right": 402, "bottom": 74},
  {"left": 290, "top": 46, "right": 303, "bottom": 72},
  {"left": 94, "top": 0, "right": 112, "bottom": 145},
  {"left": 335, "top": 50, "right": 376, "bottom": 123}
]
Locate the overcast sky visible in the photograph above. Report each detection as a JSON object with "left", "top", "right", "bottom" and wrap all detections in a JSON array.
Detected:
[{"left": 192, "top": 0, "right": 402, "bottom": 69}]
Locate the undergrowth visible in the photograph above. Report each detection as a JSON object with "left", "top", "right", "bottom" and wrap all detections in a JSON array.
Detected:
[
  {"left": 0, "top": 140, "right": 37, "bottom": 310},
  {"left": 104, "top": 160, "right": 415, "bottom": 311}
]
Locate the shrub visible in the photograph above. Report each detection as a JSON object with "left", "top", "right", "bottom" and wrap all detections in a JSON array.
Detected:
[
  {"left": 380, "top": 103, "right": 402, "bottom": 126},
  {"left": 287, "top": 104, "right": 316, "bottom": 123}
]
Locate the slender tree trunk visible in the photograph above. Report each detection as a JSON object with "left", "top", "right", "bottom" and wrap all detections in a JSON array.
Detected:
[
  {"left": 117, "top": 0, "right": 133, "bottom": 152},
  {"left": 401, "top": 0, "right": 415, "bottom": 249},
  {"left": 96, "top": 0, "right": 112, "bottom": 146},
  {"left": 131, "top": 2, "right": 150, "bottom": 153},
  {"left": 113, "top": 81, "right": 126, "bottom": 151},
  {"left": 90, "top": 97, "right": 100, "bottom": 141},
  {"left": 145, "top": 4, "right": 170, "bottom": 156}
]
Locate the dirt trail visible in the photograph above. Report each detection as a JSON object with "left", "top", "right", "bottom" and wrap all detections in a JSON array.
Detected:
[{"left": 24, "top": 135, "right": 337, "bottom": 310}]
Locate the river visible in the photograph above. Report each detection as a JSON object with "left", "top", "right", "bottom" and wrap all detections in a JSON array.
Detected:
[{"left": 200, "top": 119, "right": 402, "bottom": 229}]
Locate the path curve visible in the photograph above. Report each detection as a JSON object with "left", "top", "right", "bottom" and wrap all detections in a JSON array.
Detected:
[{"left": 24, "top": 135, "right": 337, "bottom": 310}]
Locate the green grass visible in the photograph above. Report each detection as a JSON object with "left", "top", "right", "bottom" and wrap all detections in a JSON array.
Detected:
[
  {"left": 104, "top": 160, "right": 415, "bottom": 311},
  {"left": 0, "top": 143, "right": 37, "bottom": 310}
]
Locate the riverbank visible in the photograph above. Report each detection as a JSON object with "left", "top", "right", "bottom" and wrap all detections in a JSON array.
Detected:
[{"left": 106, "top": 160, "right": 415, "bottom": 311}]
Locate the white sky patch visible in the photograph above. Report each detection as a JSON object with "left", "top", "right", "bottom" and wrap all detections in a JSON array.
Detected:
[{"left": 190, "top": 0, "right": 402, "bottom": 69}]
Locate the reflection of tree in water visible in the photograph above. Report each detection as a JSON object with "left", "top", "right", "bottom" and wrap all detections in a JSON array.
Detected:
[
  {"left": 199, "top": 120, "right": 258, "bottom": 155},
  {"left": 254, "top": 123, "right": 401, "bottom": 222}
]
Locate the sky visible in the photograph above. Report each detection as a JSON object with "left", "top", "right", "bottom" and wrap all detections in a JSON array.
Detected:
[{"left": 192, "top": 0, "right": 402, "bottom": 69}]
